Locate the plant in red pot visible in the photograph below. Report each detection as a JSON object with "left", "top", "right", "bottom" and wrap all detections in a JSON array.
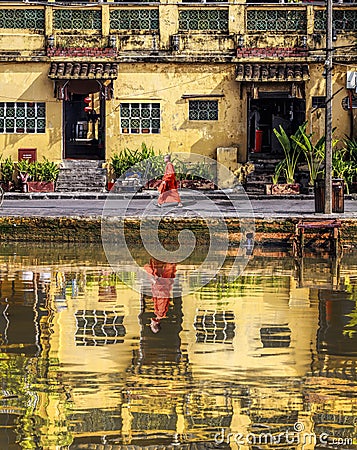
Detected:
[
  {"left": 27, "top": 158, "right": 59, "bottom": 192},
  {"left": 266, "top": 126, "right": 302, "bottom": 195}
]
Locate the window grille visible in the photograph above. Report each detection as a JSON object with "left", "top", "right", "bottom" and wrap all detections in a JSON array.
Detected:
[
  {"left": 120, "top": 103, "right": 160, "bottom": 134},
  {"left": 75, "top": 308, "right": 126, "bottom": 346},
  {"left": 53, "top": 9, "right": 101, "bottom": 30},
  {"left": 247, "top": 10, "right": 307, "bottom": 32},
  {"left": 179, "top": 9, "right": 228, "bottom": 31},
  {"left": 0, "top": 9, "right": 44, "bottom": 30},
  {"left": 312, "top": 96, "right": 326, "bottom": 109},
  {"left": 314, "top": 9, "right": 357, "bottom": 32},
  {"left": 194, "top": 310, "right": 235, "bottom": 344},
  {"left": 0, "top": 102, "right": 46, "bottom": 134},
  {"left": 110, "top": 9, "right": 159, "bottom": 30},
  {"left": 189, "top": 100, "right": 218, "bottom": 120}
]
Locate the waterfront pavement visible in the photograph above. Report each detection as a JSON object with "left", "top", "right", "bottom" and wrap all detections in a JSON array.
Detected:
[{"left": 1, "top": 190, "right": 357, "bottom": 219}]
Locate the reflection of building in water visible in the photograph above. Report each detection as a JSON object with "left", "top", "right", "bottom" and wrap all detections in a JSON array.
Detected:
[
  {"left": 0, "top": 249, "right": 356, "bottom": 448},
  {"left": 0, "top": 269, "right": 71, "bottom": 448},
  {"left": 75, "top": 308, "right": 126, "bottom": 346},
  {"left": 303, "top": 286, "right": 357, "bottom": 445},
  {"left": 194, "top": 310, "right": 235, "bottom": 344}
]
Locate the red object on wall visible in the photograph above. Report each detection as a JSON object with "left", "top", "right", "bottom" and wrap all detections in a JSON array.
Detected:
[
  {"left": 18, "top": 148, "right": 37, "bottom": 162},
  {"left": 255, "top": 130, "right": 263, "bottom": 153}
]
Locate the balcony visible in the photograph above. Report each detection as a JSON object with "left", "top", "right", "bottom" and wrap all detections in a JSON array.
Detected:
[{"left": 0, "top": 2, "right": 354, "bottom": 61}]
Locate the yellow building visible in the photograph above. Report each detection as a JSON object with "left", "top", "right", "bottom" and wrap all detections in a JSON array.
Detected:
[{"left": 0, "top": 1, "right": 356, "bottom": 173}]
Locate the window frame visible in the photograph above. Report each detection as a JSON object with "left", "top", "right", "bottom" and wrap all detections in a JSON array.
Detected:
[
  {"left": 0, "top": 101, "right": 46, "bottom": 134},
  {"left": 120, "top": 102, "right": 161, "bottom": 134},
  {"left": 188, "top": 99, "right": 219, "bottom": 121}
]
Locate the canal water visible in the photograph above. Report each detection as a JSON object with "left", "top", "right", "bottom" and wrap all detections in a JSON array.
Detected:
[{"left": 0, "top": 243, "right": 356, "bottom": 449}]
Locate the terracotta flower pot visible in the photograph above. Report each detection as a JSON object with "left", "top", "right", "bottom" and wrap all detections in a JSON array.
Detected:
[
  {"left": 266, "top": 183, "right": 300, "bottom": 195},
  {"left": 27, "top": 181, "right": 55, "bottom": 192}
]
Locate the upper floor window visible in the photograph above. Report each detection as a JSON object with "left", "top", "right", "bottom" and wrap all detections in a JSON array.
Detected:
[
  {"left": 110, "top": 9, "right": 159, "bottom": 31},
  {"left": 0, "top": 102, "right": 46, "bottom": 134},
  {"left": 179, "top": 9, "right": 229, "bottom": 31},
  {"left": 120, "top": 103, "right": 160, "bottom": 134},
  {"left": 0, "top": 9, "right": 45, "bottom": 30}
]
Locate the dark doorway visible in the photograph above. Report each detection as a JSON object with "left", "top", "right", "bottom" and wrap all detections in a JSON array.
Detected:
[
  {"left": 248, "top": 93, "right": 305, "bottom": 155},
  {"left": 63, "top": 86, "right": 105, "bottom": 160}
]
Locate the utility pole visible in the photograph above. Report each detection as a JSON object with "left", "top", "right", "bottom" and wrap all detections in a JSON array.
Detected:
[{"left": 324, "top": 0, "right": 333, "bottom": 214}]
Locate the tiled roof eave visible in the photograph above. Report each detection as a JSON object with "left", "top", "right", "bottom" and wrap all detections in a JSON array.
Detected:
[
  {"left": 48, "top": 61, "right": 118, "bottom": 80},
  {"left": 235, "top": 62, "right": 310, "bottom": 82}
]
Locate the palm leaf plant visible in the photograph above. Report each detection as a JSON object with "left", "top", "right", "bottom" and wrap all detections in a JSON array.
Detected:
[
  {"left": 291, "top": 123, "right": 325, "bottom": 187},
  {"left": 271, "top": 160, "right": 285, "bottom": 185},
  {"left": 273, "top": 125, "right": 302, "bottom": 184},
  {"left": 332, "top": 147, "right": 355, "bottom": 194}
]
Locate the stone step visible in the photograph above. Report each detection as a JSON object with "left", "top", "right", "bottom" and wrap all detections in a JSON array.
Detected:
[
  {"left": 56, "top": 159, "right": 107, "bottom": 192},
  {"left": 56, "top": 186, "right": 107, "bottom": 192},
  {"left": 61, "top": 159, "right": 104, "bottom": 168},
  {"left": 56, "top": 176, "right": 106, "bottom": 183}
]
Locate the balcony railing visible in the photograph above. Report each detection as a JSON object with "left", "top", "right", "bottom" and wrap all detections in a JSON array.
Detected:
[{"left": 0, "top": 3, "right": 355, "bottom": 56}]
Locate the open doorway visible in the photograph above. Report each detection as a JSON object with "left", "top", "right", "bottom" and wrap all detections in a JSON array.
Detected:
[
  {"left": 63, "top": 81, "right": 105, "bottom": 160},
  {"left": 248, "top": 93, "right": 305, "bottom": 155}
]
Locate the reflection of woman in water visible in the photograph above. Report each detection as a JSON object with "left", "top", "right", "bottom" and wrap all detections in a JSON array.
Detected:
[
  {"left": 144, "top": 258, "right": 176, "bottom": 333},
  {"left": 133, "top": 259, "right": 183, "bottom": 369},
  {"left": 157, "top": 154, "right": 183, "bottom": 208}
]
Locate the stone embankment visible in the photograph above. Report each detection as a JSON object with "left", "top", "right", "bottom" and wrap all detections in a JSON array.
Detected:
[{"left": 0, "top": 216, "right": 356, "bottom": 249}]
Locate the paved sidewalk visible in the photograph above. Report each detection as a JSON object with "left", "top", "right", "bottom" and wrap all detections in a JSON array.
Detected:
[{"left": 1, "top": 191, "right": 356, "bottom": 219}]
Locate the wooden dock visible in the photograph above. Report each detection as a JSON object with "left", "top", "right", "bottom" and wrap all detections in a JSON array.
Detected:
[{"left": 293, "top": 219, "right": 342, "bottom": 257}]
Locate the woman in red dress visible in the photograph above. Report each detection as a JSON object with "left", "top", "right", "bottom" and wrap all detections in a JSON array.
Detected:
[{"left": 157, "top": 154, "right": 183, "bottom": 207}]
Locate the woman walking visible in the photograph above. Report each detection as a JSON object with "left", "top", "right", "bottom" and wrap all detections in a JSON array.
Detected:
[{"left": 157, "top": 154, "right": 183, "bottom": 207}]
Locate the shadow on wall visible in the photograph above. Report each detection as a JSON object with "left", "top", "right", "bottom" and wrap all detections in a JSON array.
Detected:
[{"left": 174, "top": 77, "right": 243, "bottom": 158}]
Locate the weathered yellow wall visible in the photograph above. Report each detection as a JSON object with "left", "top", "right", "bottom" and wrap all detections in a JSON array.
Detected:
[
  {"left": 0, "top": 33, "right": 44, "bottom": 53},
  {"left": 307, "top": 63, "right": 354, "bottom": 143},
  {"left": 0, "top": 62, "right": 62, "bottom": 162},
  {"left": 107, "top": 63, "right": 244, "bottom": 159},
  {"left": 0, "top": 3, "right": 355, "bottom": 162}
]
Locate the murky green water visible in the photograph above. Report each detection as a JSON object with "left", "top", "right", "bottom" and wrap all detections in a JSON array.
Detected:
[{"left": 0, "top": 243, "right": 356, "bottom": 449}]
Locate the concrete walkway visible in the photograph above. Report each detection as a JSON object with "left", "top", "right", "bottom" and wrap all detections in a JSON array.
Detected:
[{"left": 1, "top": 190, "right": 356, "bottom": 219}]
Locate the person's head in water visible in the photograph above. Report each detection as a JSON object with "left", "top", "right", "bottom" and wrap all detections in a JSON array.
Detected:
[
  {"left": 164, "top": 154, "right": 171, "bottom": 164},
  {"left": 150, "top": 318, "right": 161, "bottom": 334}
]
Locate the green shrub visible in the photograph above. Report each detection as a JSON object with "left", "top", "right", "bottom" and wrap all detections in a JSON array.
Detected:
[{"left": 1, "top": 156, "right": 14, "bottom": 182}]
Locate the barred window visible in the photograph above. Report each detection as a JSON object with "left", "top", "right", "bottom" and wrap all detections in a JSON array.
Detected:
[
  {"left": 0, "top": 102, "right": 46, "bottom": 134},
  {"left": 110, "top": 9, "right": 159, "bottom": 30},
  {"left": 194, "top": 310, "right": 235, "bottom": 344},
  {"left": 312, "top": 96, "right": 326, "bottom": 109},
  {"left": 75, "top": 309, "right": 126, "bottom": 346},
  {"left": 120, "top": 103, "right": 160, "bottom": 134},
  {"left": 189, "top": 100, "right": 218, "bottom": 121},
  {"left": 179, "top": 9, "right": 228, "bottom": 31}
]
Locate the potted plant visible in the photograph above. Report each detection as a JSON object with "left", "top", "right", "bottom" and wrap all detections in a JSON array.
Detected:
[
  {"left": 0, "top": 156, "right": 15, "bottom": 191},
  {"left": 233, "top": 162, "right": 255, "bottom": 190},
  {"left": 332, "top": 147, "right": 356, "bottom": 194},
  {"left": 291, "top": 123, "right": 326, "bottom": 194},
  {"left": 266, "top": 160, "right": 285, "bottom": 194},
  {"left": 266, "top": 126, "right": 302, "bottom": 195},
  {"left": 27, "top": 158, "right": 59, "bottom": 192},
  {"left": 108, "top": 143, "right": 156, "bottom": 190}
]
